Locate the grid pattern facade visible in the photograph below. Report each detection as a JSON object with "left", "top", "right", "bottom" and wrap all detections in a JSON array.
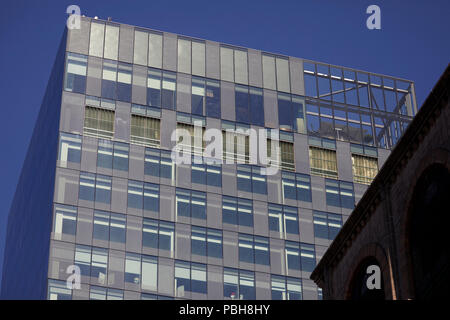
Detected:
[{"left": 9, "top": 17, "right": 418, "bottom": 300}]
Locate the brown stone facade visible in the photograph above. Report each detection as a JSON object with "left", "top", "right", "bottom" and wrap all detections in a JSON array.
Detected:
[{"left": 311, "top": 65, "right": 450, "bottom": 300}]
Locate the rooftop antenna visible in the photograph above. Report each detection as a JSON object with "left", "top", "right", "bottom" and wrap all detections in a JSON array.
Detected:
[{"left": 107, "top": 17, "right": 112, "bottom": 21}]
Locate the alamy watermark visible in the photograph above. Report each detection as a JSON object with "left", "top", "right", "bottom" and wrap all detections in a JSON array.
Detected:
[
  {"left": 366, "top": 5, "right": 381, "bottom": 30},
  {"left": 366, "top": 264, "right": 381, "bottom": 290},
  {"left": 66, "top": 5, "right": 81, "bottom": 30}
]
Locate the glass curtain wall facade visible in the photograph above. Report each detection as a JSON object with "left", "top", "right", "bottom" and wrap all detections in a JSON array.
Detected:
[{"left": 1, "top": 17, "right": 416, "bottom": 300}]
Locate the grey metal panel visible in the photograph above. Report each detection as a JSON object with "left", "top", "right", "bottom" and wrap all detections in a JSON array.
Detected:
[
  {"left": 162, "top": 32, "right": 177, "bottom": 72},
  {"left": 255, "top": 272, "right": 271, "bottom": 300},
  {"left": 262, "top": 55, "right": 276, "bottom": 90},
  {"left": 148, "top": 33, "right": 163, "bottom": 68},
  {"left": 133, "top": 30, "right": 148, "bottom": 66},
  {"left": 220, "top": 47, "right": 234, "bottom": 82},
  {"left": 67, "top": 18, "right": 90, "bottom": 55},
  {"left": 248, "top": 49, "right": 262, "bottom": 88},
  {"left": 159, "top": 185, "right": 175, "bottom": 221},
  {"left": 315, "top": 244, "right": 328, "bottom": 266},
  {"left": 118, "top": 24, "right": 134, "bottom": 63},
  {"left": 336, "top": 141, "right": 353, "bottom": 181},
  {"left": 302, "top": 279, "right": 318, "bottom": 300},
  {"left": 129, "top": 144, "right": 145, "bottom": 181},
  {"left": 114, "top": 101, "right": 131, "bottom": 142},
  {"left": 206, "top": 193, "right": 222, "bottom": 229},
  {"left": 86, "top": 56, "right": 102, "bottom": 97},
  {"left": 177, "top": 38, "right": 191, "bottom": 74},
  {"left": 192, "top": 41, "right": 205, "bottom": 77},
  {"left": 263, "top": 89, "right": 278, "bottom": 128},
  {"left": 76, "top": 206, "right": 93, "bottom": 246},
  {"left": 48, "top": 240, "right": 74, "bottom": 280},
  {"left": 104, "top": 24, "right": 119, "bottom": 60},
  {"left": 220, "top": 81, "right": 235, "bottom": 121},
  {"left": 158, "top": 257, "right": 174, "bottom": 296},
  {"left": 205, "top": 41, "right": 220, "bottom": 79},
  {"left": 124, "top": 290, "right": 140, "bottom": 300},
  {"left": 276, "top": 57, "right": 290, "bottom": 93},
  {"left": 175, "top": 223, "right": 191, "bottom": 261},
  {"left": 267, "top": 170, "right": 282, "bottom": 204},
  {"left": 354, "top": 182, "right": 368, "bottom": 205},
  {"left": 89, "top": 21, "right": 105, "bottom": 58},
  {"left": 294, "top": 133, "right": 310, "bottom": 175},
  {"left": 131, "top": 64, "right": 147, "bottom": 105},
  {"left": 269, "top": 238, "right": 285, "bottom": 275},
  {"left": 207, "top": 265, "right": 223, "bottom": 300},
  {"left": 60, "top": 92, "right": 84, "bottom": 135},
  {"left": 378, "top": 148, "right": 390, "bottom": 169},
  {"left": 253, "top": 200, "right": 268, "bottom": 237},
  {"left": 125, "top": 215, "right": 142, "bottom": 253},
  {"left": 311, "top": 175, "right": 327, "bottom": 212},
  {"left": 160, "top": 109, "right": 176, "bottom": 150},
  {"left": 299, "top": 208, "right": 314, "bottom": 244},
  {"left": 54, "top": 168, "right": 79, "bottom": 206},
  {"left": 223, "top": 230, "right": 238, "bottom": 268},
  {"left": 176, "top": 73, "right": 191, "bottom": 113},
  {"left": 111, "top": 176, "right": 127, "bottom": 214},
  {"left": 234, "top": 50, "right": 248, "bottom": 85},
  {"left": 176, "top": 163, "right": 191, "bottom": 189},
  {"left": 289, "top": 57, "right": 305, "bottom": 95},
  {"left": 221, "top": 164, "right": 237, "bottom": 197},
  {"left": 81, "top": 135, "right": 98, "bottom": 173},
  {"left": 108, "top": 249, "right": 125, "bottom": 289}
]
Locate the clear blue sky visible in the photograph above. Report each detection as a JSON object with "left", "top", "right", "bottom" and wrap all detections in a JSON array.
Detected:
[{"left": 0, "top": 0, "right": 449, "bottom": 287}]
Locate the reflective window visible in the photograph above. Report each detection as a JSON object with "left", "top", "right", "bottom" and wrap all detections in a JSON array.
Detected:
[
  {"left": 313, "top": 211, "right": 342, "bottom": 240},
  {"left": 142, "top": 255, "right": 158, "bottom": 291},
  {"left": 207, "top": 228, "right": 223, "bottom": 259},
  {"left": 309, "top": 146, "right": 338, "bottom": 179},
  {"left": 125, "top": 253, "right": 141, "bottom": 284},
  {"left": 238, "top": 234, "right": 254, "bottom": 264},
  {"left": 191, "top": 226, "right": 207, "bottom": 256},
  {"left": 235, "top": 85, "right": 250, "bottom": 124},
  {"left": 64, "top": 53, "right": 87, "bottom": 94},
  {"left": 101, "top": 60, "right": 117, "bottom": 99},
  {"left": 79, "top": 172, "right": 111, "bottom": 204},
  {"left": 53, "top": 204, "right": 77, "bottom": 237},
  {"left": 300, "top": 243, "right": 316, "bottom": 272},
  {"left": 96, "top": 139, "right": 129, "bottom": 171},
  {"left": 58, "top": 133, "right": 81, "bottom": 165},
  {"left": 285, "top": 241, "right": 301, "bottom": 271},
  {"left": 93, "top": 211, "right": 126, "bottom": 244},
  {"left": 91, "top": 247, "right": 108, "bottom": 284},
  {"left": 192, "top": 77, "right": 205, "bottom": 115},
  {"left": 352, "top": 153, "right": 378, "bottom": 185},
  {"left": 144, "top": 148, "right": 174, "bottom": 180},
  {"left": 117, "top": 62, "right": 132, "bottom": 102},
  {"left": 271, "top": 276, "right": 302, "bottom": 300},
  {"left": 84, "top": 106, "right": 115, "bottom": 139},
  {"left": 176, "top": 188, "right": 206, "bottom": 220},
  {"left": 48, "top": 279, "right": 72, "bottom": 300},
  {"left": 162, "top": 71, "right": 176, "bottom": 109},
  {"left": 222, "top": 197, "right": 253, "bottom": 227},
  {"left": 325, "top": 179, "right": 355, "bottom": 209},
  {"left": 249, "top": 87, "right": 264, "bottom": 126},
  {"left": 254, "top": 236, "right": 270, "bottom": 266},
  {"left": 130, "top": 114, "right": 160, "bottom": 148},
  {"left": 75, "top": 245, "right": 91, "bottom": 277},
  {"left": 223, "top": 268, "right": 256, "bottom": 300},
  {"left": 206, "top": 79, "right": 220, "bottom": 118},
  {"left": 147, "top": 68, "right": 162, "bottom": 107},
  {"left": 175, "top": 261, "right": 207, "bottom": 296}
]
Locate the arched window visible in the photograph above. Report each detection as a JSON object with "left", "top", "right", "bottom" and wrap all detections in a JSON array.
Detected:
[
  {"left": 409, "top": 164, "right": 450, "bottom": 299},
  {"left": 350, "top": 257, "right": 385, "bottom": 300}
]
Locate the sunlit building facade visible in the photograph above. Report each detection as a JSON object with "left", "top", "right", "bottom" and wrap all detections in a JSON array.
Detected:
[{"left": 1, "top": 16, "right": 416, "bottom": 300}]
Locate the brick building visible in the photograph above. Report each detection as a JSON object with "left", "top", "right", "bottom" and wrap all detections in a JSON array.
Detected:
[{"left": 311, "top": 65, "right": 450, "bottom": 300}]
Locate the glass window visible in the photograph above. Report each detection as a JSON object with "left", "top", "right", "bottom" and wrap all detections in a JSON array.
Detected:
[
  {"left": 84, "top": 106, "right": 115, "bottom": 139},
  {"left": 278, "top": 93, "right": 293, "bottom": 131},
  {"left": 280, "top": 141, "right": 295, "bottom": 171},
  {"left": 237, "top": 198, "right": 253, "bottom": 227},
  {"left": 206, "top": 79, "right": 220, "bottom": 118},
  {"left": 158, "top": 221, "right": 174, "bottom": 252},
  {"left": 48, "top": 280, "right": 72, "bottom": 300},
  {"left": 235, "top": 85, "right": 250, "bottom": 124},
  {"left": 239, "top": 270, "right": 255, "bottom": 300},
  {"left": 224, "top": 268, "right": 239, "bottom": 299},
  {"left": 191, "top": 191, "right": 206, "bottom": 220},
  {"left": 192, "top": 77, "right": 205, "bottom": 116},
  {"left": 207, "top": 229, "right": 223, "bottom": 258},
  {"left": 142, "top": 255, "right": 158, "bottom": 291},
  {"left": 79, "top": 172, "right": 95, "bottom": 201},
  {"left": 282, "top": 171, "right": 296, "bottom": 200},
  {"left": 107, "top": 288, "right": 123, "bottom": 300},
  {"left": 206, "top": 162, "right": 222, "bottom": 187},
  {"left": 271, "top": 275, "right": 286, "bottom": 300},
  {"left": 144, "top": 182, "right": 159, "bottom": 213},
  {"left": 191, "top": 161, "right": 206, "bottom": 185},
  {"left": 54, "top": 204, "right": 77, "bottom": 236},
  {"left": 352, "top": 154, "right": 378, "bottom": 184},
  {"left": 93, "top": 210, "right": 110, "bottom": 241},
  {"left": 144, "top": 147, "right": 160, "bottom": 177},
  {"left": 296, "top": 173, "right": 312, "bottom": 202},
  {"left": 340, "top": 181, "right": 355, "bottom": 209},
  {"left": 238, "top": 234, "right": 254, "bottom": 264},
  {"left": 254, "top": 236, "right": 270, "bottom": 265},
  {"left": 147, "top": 68, "right": 161, "bottom": 107},
  {"left": 127, "top": 180, "right": 142, "bottom": 209},
  {"left": 58, "top": 133, "right": 81, "bottom": 165},
  {"left": 97, "top": 139, "right": 113, "bottom": 169},
  {"left": 325, "top": 179, "right": 340, "bottom": 207},
  {"left": 89, "top": 286, "right": 107, "bottom": 300},
  {"left": 300, "top": 243, "right": 316, "bottom": 272},
  {"left": 125, "top": 253, "right": 141, "bottom": 284},
  {"left": 162, "top": 71, "right": 176, "bottom": 109},
  {"left": 252, "top": 166, "right": 267, "bottom": 195},
  {"left": 175, "top": 261, "right": 191, "bottom": 296},
  {"left": 222, "top": 196, "right": 237, "bottom": 225},
  {"left": 91, "top": 247, "right": 108, "bottom": 284},
  {"left": 191, "top": 263, "right": 207, "bottom": 294},
  {"left": 74, "top": 245, "right": 91, "bottom": 277},
  {"left": 142, "top": 218, "right": 159, "bottom": 249},
  {"left": 313, "top": 211, "right": 328, "bottom": 240},
  {"left": 285, "top": 241, "right": 301, "bottom": 271},
  {"left": 101, "top": 60, "right": 117, "bottom": 99},
  {"left": 64, "top": 53, "right": 87, "bottom": 94},
  {"left": 249, "top": 87, "right": 264, "bottom": 126},
  {"left": 284, "top": 206, "right": 299, "bottom": 235},
  {"left": 237, "top": 165, "right": 252, "bottom": 193},
  {"left": 328, "top": 213, "right": 343, "bottom": 240},
  {"left": 160, "top": 150, "right": 174, "bottom": 179},
  {"left": 176, "top": 188, "right": 191, "bottom": 218},
  {"left": 131, "top": 115, "right": 160, "bottom": 147},
  {"left": 309, "top": 146, "right": 338, "bottom": 179},
  {"left": 287, "top": 277, "right": 302, "bottom": 300},
  {"left": 113, "top": 142, "right": 129, "bottom": 171},
  {"left": 268, "top": 204, "right": 283, "bottom": 233},
  {"left": 191, "top": 226, "right": 207, "bottom": 256},
  {"left": 110, "top": 213, "right": 126, "bottom": 243},
  {"left": 293, "top": 95, "right": 306, "bottom": 134}
]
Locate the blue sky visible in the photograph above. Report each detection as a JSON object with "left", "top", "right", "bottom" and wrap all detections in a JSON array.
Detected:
[{"left": 0, "top": 0, "right": 449, "bottom": 287}]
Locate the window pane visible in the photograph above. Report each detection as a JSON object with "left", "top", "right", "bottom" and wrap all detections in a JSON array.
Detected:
[
  {"left": 249, "top": 87, "right": 264, "bottom": 126},
  {"left": 191, "top": 227, "right": 207, "bottom": 256},
  {"left": 110, "top": 213, "right": 126, "bottom": 243},
  {"left": 113, "top": 142, "right": 129, "bottom": 171},
  {"left": 147, "top": 68, "right": 161, "bottom": 107},
  {"left": 125, "top": 253, "right": 141, "bottom": 284},
  {"left": 239, "top": 271, "right": 255, "bottom": 300},
  {"left": 142, "top": 255, "right": 158, "bottom": 291},
  {"left": 144, "top": 183, "right": 159, "bottom": 213},
  {"left": 207, "top": 229, "right": 223, "bottom": 258},
  {"left": 91, "top": 247, "right": 108, "bottom": 284},
  {"left": 128, "top": 180, "right": 143, "bottom": 209},
  {"left": 97, "top": 139, "right": 113, "bottom": 169},
  {"left": 93, "top": 210, "right": 110, "bottom": 241},
  {"left": 235, "top": 85, "right": 250, "bottom": 124},
  {"left": 223, "top": 268, "right": 239, "bottom": 299},
  {"left": 238, "top": 234, "right": 254, "bottom": 264},
  {"left": 286, "top": 242, "right": 301, "bottom": 271},
  {"left": 278, "top": 93, "right": 293, "bottom": 131},
  {"left": 159, "top": 221, "right": 174, "bottom": 252},
  {"left": 65, "top": 53, "right": 87, "bottom": 94},
  {"left": 222, "top": 196, "right": 237, "bottom": 225},
  {"left": 206, "top": 79, "right": 220, "bottom": 118},
  {"left": 237, "top": 198, "right": 253, "bottom": 227},
  {"left": 79, "top": 172, "right": 95, "bottom": 201},
  {"left": 268, "top": 204, "right": 282, "bottom": 233},
  {"left": 300, "top": 243, "right": 316, "bottom": 272},
  {"left": 54, "top": 205, "right": 77, "bottom": 236},
  {"left": 282, "top": 171, "right": 297, "bottom": 200},
  {"left": 176, "top": 189, "right": 191, "bottom": 217},
  {"left": 191, "top": 263, "right": 207, "bottom": 294},
  {"left": 254, "top": 236, "right": 270, "bottom": 265},
  {"left": 144, "top": 148, "right": 160, "bottom": 177},
  {"left": 191, "top": 77, "right": 205, "bottom": 116},
  {"left": 296, "top": 174, "right": 312, "bottom": 202},
  {"left": 191, "top": 191, "right": 206, "bottom": 220},
  {"left": 58, "top": 133, "right": 81, "bottom": 165},
  {"left": 161, "top": 71, "right": 176, "bottom": 109},
  {"left": 175, "top": 261, "right": 191, "bottom": 296},
  {"left": 143, "top": 218, "right": 159, "bottom": 249}
]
